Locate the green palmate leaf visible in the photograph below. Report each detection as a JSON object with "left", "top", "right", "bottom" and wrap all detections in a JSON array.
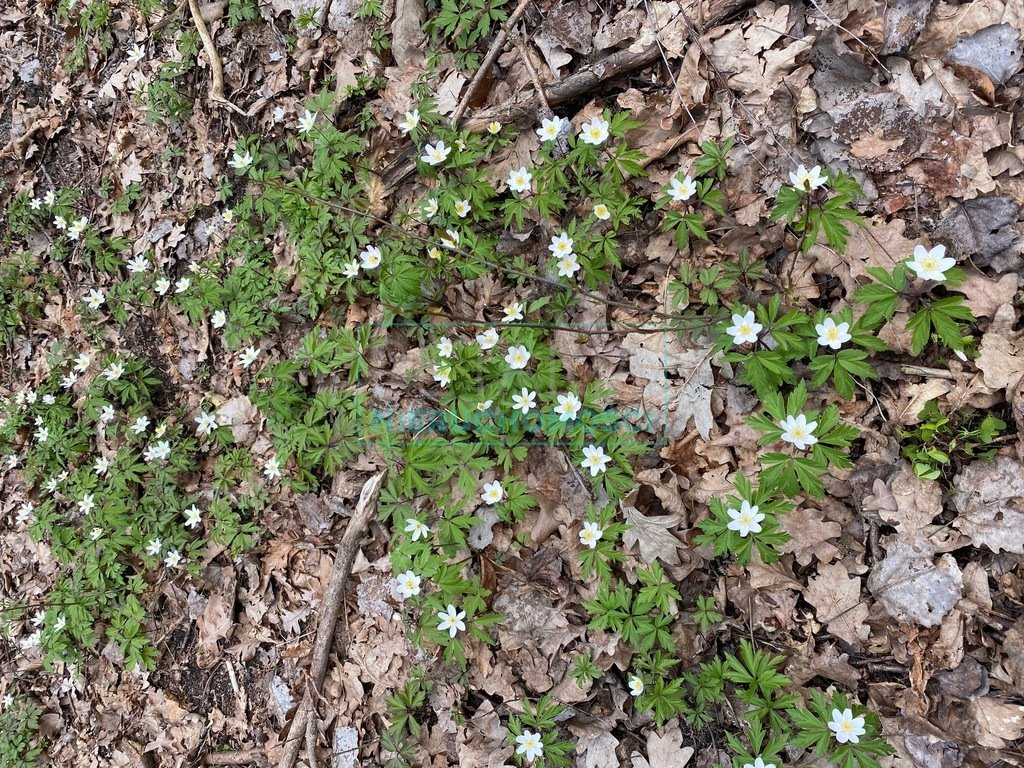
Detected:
[{"left": 770, "top": 186, "right": 803, "bottom": 223}]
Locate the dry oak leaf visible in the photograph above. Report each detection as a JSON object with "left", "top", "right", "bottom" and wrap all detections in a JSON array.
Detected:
[
  {"left": 621, "top": 489, "right": 683, "bottom": 566},
  {"left": 621, "top": 331, "right": 714, "bottom": 440},
  {"left": 581, "top": 731, "right": 620, "bottom": 768},
  {"left": 890, "top": 378, "right": 953, "bottom": 426},
  {"left": 805, "top": 561, "right": 870, "bottom": 649},
  {"left": 958, "top": 272, "right": 1015, "bottom": 319},
  {"left": 951, "top": 455, "right": 1024, "bottom": 554},
  {"left": 635, "top": 721, "right": 694, "bottom": 768},
  {"left": 779, "top": 507, "right": 841, "bottom": 566},
  {"left": 196, "top": 591, "right": 234, "bottom": 661},
  {"left": 976, "top": 304, "right": 1024, "bottom": 393}
]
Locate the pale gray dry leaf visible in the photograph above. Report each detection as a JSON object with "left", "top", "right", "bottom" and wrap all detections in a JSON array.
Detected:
[
  {"left": 951, "top": 456, "right": 1024, "bottom": 554},
  {"left": 933, "top": 196, "right": 1022, "bottom": 270},
  {"left": 811, "top": 30, "right": 925, "bottom": 172},
  {"left": 867, "top": 543, "right": 963, "bottom": 628},
  {"left": 804, "top": 561, "right": 870, "bottom": 648},
  {"left": 468, "top": 507, "right": 499, "bottom": 549},
  {"left": 217, "top": 394, "right": 261, "bottom": 445},
  {"left": 945, "top": 23, "right": 1023, "bottom": 83},
  {"left": 270, "top": 676, "right": 295, "bottom": 725},
  {"left": 621, "top": 332, "right": 715, "bottom": 440},
  {"left": 582, "top": 731, "right": 620, "bottom": 768},
  {"left": 864, "top": 467, "right": 964, "bottom": 626},
  {"left": 902, "top": 731, "right": 964, "bottom": 768},
  {"left": 881, "top": 0, "right": 934, "bottom": 54},
  {"left": 435, "top": 70, "right": 467, "bottom": 116},
  {"left": 333, "top": 726, "right": 359, "bottom": 768}
]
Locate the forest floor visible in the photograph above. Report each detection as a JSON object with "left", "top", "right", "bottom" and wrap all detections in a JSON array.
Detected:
[{"left": 1, "top": 0, "right": 1024, "bottom": 766}]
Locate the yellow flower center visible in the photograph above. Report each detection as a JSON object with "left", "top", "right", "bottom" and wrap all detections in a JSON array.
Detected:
[
  {"left": 827, "top": 328, "right": 840, "bottom": 340},
  {"left": 921, "top": 257, "right": 937, "bottom": 271}
]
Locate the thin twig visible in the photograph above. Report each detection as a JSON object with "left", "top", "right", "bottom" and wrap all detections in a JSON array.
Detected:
[
  {"left": 640, "top": 0, "right": 698, "bottom": 127},
  {"left": 503, "top": 25, "right": 550, "bottom": 114},
  {"left": 187, "top": 0, "right": 247, "bottom": 115},
  {"left": 275, "top": 472, "right": 387, "bottom": 768},
  {"left": 451, "top": 0, "right": 535, "bottom": 125},
  {"left": 807, "top": 0, "right": 891, "bottom": 76}
]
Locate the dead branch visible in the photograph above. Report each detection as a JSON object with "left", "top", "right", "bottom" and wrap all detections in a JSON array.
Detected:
[
  {"left": 274, "top": 472, "right": 387, "bottom": 768},
  {"left": 305, "top": 716, "right": 320, "bottom": 768},
  {"left": 464, "top": 43, "right": 662, "bottom": 131},
  {"left": 451, "top": 0, "right": 536, "bottom": 125},
  {"left": 382, "top": 44, "right": 661, "bottom": 194},
  {"left": 187, "top": 0, "right": 248, "bottom": 115}
]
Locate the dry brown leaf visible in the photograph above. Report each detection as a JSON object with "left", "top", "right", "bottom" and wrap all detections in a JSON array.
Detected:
[
  {"left": 621, "top": 332, "right": 715, "bottom": 440},
  {"left": 119, "top": 151, "right": 145, "bottom": 188},
  {"left": 779, "top": 507, "right": 841, "bottom": 566},
  {"left": 196, "top": 591, "right": 234, "bottom": 663},
  {"left": 805, "top": 562, "right": 870, "bottom": 649},
  {"left": 970, "top": 697, "right": 1024, "bottom": 749},
  {"left": 891, "top": 378, "right": 953, "bottom": 425}
]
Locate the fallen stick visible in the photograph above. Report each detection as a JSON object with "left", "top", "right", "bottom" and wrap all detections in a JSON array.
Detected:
[
  {"left": 450, "top": 0, "right": 535, "bottom": 125},
  {"left": 187, "top": 0, "right": 248, "bottom": 115},
  {"left": 204, "top": 751, "right": 268, "bottom": 766},
  {"left": 275, "top": 472, "right": 387, "bottom": 768},
  {"left": 464, "top": 43, "right": 662, "bottom": 131}
]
